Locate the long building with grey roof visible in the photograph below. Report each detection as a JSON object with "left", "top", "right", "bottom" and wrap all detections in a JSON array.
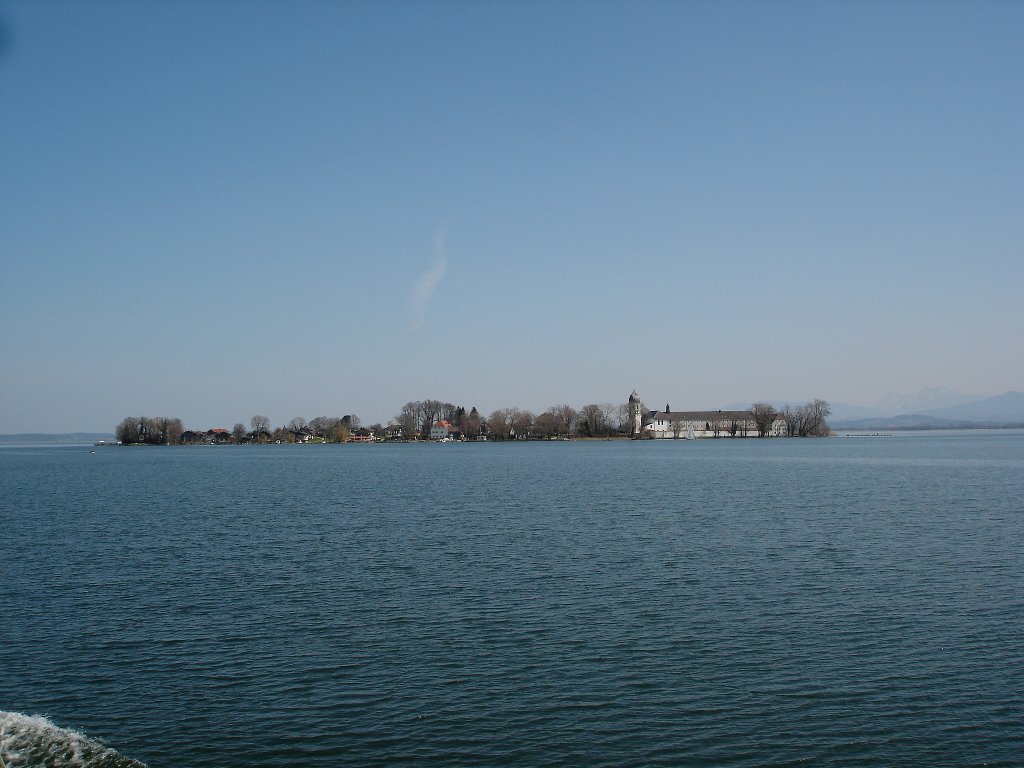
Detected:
[{"left": 628, "top": 391, "right": 786, "bottom": 438}]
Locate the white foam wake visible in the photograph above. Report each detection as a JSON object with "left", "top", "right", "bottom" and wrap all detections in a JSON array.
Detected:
[{"left": 0, "top": 712, "right": 146, "bottom": 768}]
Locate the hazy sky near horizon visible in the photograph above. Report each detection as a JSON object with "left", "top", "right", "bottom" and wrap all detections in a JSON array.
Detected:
[{"left": 2, "top": 0, "right": 1022, "bottom": 432}]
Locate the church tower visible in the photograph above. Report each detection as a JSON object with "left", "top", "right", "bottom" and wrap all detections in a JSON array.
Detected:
[{"left": 628, "top": 390, "right": 642, "bottom": 438}]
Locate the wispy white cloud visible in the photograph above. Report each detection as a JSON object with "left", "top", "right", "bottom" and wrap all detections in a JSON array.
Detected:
[{"left": 411, "top": 229, "right": 448, "bottom": 328}]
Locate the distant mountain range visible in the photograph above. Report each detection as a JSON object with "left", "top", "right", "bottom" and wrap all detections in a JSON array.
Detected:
[
  {"left": 725, "top": 391, "right": 1024, "bottom": 430},
  {"left": 0, "top": 433, "right": 115, "bottom": 444},
  {"left": 872, "top": 386, "right": 985, "bottom": 415},
  {"left": 831, "top": 391, "right": 1024, "bottom": 429}
]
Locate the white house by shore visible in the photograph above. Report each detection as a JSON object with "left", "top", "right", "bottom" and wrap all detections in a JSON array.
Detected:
[{"left": 430, "top": 420, "right": 455, "bottom": 440}]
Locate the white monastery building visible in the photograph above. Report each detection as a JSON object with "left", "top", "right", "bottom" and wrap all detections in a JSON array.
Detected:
[{"left": 628, "top": 390, "right": 786, "bottom": 438}]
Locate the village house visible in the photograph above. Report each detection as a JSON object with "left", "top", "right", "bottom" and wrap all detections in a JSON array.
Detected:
[
  {"left": 182, "top": 428, "right": 231, "bottom": 444},
  {"left": 246, "top": 429, "right": 272, "bottom": 444},
  {"left": 430, "top": 420, "right": 460, "bottom": 440},
  {"left": 206, "top": 428, "right": 231, "bottom": 444}
]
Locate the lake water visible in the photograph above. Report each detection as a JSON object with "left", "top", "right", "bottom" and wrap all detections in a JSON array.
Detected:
[{"left": 2, "top": 433, "right": 1023, "bottom": 767}]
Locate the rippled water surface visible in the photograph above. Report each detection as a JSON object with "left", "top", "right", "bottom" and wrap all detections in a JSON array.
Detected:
[{"left": 3, "top": 433, "right": 1023, "bottom": 766}]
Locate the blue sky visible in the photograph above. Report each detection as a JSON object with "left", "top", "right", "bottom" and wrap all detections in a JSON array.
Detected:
[{"left": 1, "top": 0, "right": 1022, "bottom": 432}]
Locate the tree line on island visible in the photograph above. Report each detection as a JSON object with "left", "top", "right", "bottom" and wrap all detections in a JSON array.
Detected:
[
  {"left": 114, "top": 398, "right": 830, "bottom": 445},
  {"left": 750, "top": 399, "right": 831, "bottom": 437},
  {"left": 115, "top": 414, "right": 366, "bottom": 445}
]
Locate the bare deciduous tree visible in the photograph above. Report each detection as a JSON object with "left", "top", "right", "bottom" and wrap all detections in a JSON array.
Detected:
[
  {"left": 513, "top": 409, "right": 536, "bottom": 439},
  {"left": 115, "top": 416, "right": 183, "bottom": 445},
  {"left": 535, "top": 410, "right": 560, "bottom": 438},
  {"left": 464, "top": 407, "right": 482, "bottom": 437},
  {"left": 781, "top": 400, "right": 831, "bottom": 437},
  {"left": 250, "top": 415, "right": 270, "bottom": 443},
  {"left": 804, "top": 398, "right": 832, "bottom": 436},
  {"left": 116, "top": 417, "right": 140, "bottom": 444},
  {"left": 550, "top": 404, "right": 577, "bottom": 437},
  {"left": 782, "top": 405, "right": 801, "bottom": 437},
  {"left": 162, "top": 418, "right": 184, "bottom": 445},
  {"left": 395, "top": 400, "right": 456, "bottom": 438},
  {"left": 487, "top": 407, "right": 519, "bottom": 440},
  {"left": 396, "top": 402, "right": 421, "bottom": 440},
  {"left": 577, "top": 403, "right": 607, "bottom": 437},
  {"left": 749, "top": 402, "right": 778, "bottom": 437},
  {"left": 308, "top": 416, "right": 332, "bottom": 438},
  {"left": 600, "top": 403, "right": 620, "bottom": 435},
  {"left": 617, "top": 403, "right": 635, "bottom": 436}
]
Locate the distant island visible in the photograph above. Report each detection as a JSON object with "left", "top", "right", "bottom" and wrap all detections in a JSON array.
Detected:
[
  {"left": 0, "top": 432, "right": 116, "bottom": 445},
  {"left": 6, "top": 392, "right": 1024, "bottom": 446},
  {"left": 103, "top": 393, "right": 834, "bottom": 445}
]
